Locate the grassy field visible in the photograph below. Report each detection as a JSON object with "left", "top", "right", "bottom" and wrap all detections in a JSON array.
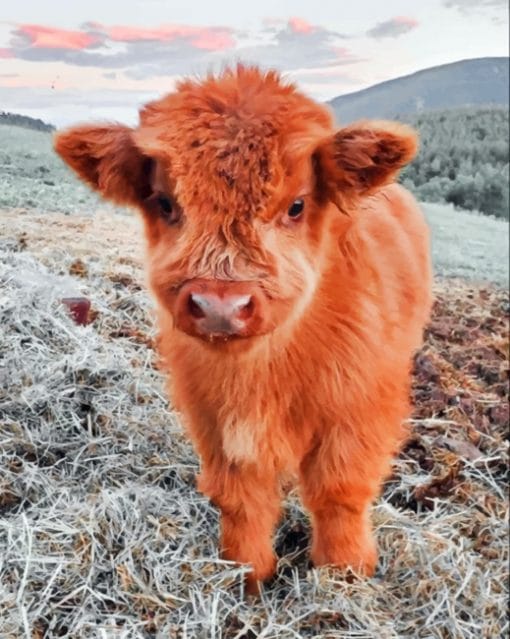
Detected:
[
  {"left": 0, "top": 123, "right": 509, "bottom": 637},
  {"left": 0, "top": 125, "right": 119, "bottom": 215},
  {"left": 424, "top": 203, "right": 509, "bottom": 286}
]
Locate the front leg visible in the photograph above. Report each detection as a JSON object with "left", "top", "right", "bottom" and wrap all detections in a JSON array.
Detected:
[
  {"left": 172, "top": 394, "right": 281, "bottom": 593},
  {"left": 198, "top": 461, "right": 281, "bottom": 593},
  {"left": 302, "top": 480, "right": 378, "bottom": 576},
  {"left": 300, "top": 426, "right": 402, "bottom": 576}
]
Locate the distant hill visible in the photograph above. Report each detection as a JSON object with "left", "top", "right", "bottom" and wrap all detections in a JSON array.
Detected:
[
  {"left": 329, "top": 57, "right": 509, "bottom": 124},
  {"left": 0, "top": 111, "right": 55, "bottom": 133}
]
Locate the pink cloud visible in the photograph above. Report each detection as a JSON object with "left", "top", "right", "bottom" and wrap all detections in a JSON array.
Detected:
[
  {"left": 89, "top": 22, "right": 235, "bottom": 51},
  {"left": 99, "top": 25, "right": 174, "bottom": 41},
  {"left": 288, "top": 17, "right": 315, "bottom": 34},
  {"left": 96, "top": 24, "right": 194, "bottom": 42},
  {"left": 393, "top": 16, "right": 420, "bottom": 27},
  {"left": 6, "top": 21, "right": 236, "bottom": 55},
  {"left": 1, "top": 18, "right": 356, "bottom": 79},
  {"left": 191, "top": 32, "right": 234, "bottom": 50},
  {"left": 17, "top": 24, "right": 101, "bottom": 50}
]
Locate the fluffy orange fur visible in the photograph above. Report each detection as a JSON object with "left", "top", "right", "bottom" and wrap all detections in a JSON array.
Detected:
[{"left": 54, "top": 65, "right": 433, "bottom": 594}]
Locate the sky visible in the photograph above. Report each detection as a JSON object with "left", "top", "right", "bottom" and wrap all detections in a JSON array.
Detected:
[{"left": 0, "top": 0, "right": 508, "bottom": 126}]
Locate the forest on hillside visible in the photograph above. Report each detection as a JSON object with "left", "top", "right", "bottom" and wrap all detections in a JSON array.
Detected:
[
  {"left": 0, "top": 111, "right": 55, "bottom": 133},
  {"left": 398, "top": 106, "right": 509, "bottom": 219}
]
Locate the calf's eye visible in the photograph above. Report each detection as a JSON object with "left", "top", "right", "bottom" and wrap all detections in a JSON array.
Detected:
[
  {"left": 158, "top": 195, "right": 172, "bottom": 214},
  {"left": 156, "top": 195, "right": 181, "bottom": 225},
  {"left": 288, "top": 198, "right": 304, "bottom": 219}
]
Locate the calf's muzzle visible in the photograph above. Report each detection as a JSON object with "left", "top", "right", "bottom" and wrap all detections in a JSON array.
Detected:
[{"left": 175, "top": 279, "right": 264, "bottom": 340}]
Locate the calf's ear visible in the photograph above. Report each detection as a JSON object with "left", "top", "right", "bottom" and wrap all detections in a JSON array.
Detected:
[
  {"left": 315, "top": 120, "right": 418, "bottom": 199},
  {"left": 53, "top": 124, "right": 152, "bottom": 207}
]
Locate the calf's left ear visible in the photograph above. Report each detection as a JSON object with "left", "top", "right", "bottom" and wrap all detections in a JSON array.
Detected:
[
  {"left": 315, "top": 120, "right": 418, "bottom": 198},
  {"left": 53, "top": 124, "right": 152, "bottom": 207}
]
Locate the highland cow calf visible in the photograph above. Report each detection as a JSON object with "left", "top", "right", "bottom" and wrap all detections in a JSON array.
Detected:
[{"left": 55, "top": 66, "right": 433, "bottom": 593}]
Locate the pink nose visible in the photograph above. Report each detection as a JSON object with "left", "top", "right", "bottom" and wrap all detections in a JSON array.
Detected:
[
  {"left": 188, "top": 291, "right": 254, "bottom": 333},
  {"left": 176, "top": 280, "right": 261, "bottom": 339}
]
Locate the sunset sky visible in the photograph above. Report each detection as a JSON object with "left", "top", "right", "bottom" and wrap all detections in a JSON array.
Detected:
[{"left": 1, "top": 0, "right": 508, "bottom": 126}]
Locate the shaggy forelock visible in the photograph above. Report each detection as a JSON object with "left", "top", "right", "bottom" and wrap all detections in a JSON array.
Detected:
[{"left": 134, "top": 65, "right": 333, "bottom": 222}]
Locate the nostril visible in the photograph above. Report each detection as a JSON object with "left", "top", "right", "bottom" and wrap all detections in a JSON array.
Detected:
[
  {"left": 234, "top": 296, "right": 254, "bottom": 320},
  {"left": 188, "top": 294, "right": 206, "bottom": 319}
]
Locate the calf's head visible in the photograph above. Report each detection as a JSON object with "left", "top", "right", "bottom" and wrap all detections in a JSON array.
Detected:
[{"left": 54, "top": 66, "right": 417, "bottom": 346}]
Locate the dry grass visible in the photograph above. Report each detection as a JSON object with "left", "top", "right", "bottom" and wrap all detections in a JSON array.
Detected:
[{"left": 1, "top": 209, "right": 508, "bottom": 638}]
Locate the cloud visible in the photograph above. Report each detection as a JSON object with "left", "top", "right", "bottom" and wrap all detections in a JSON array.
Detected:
[
  {"left": 227, "top": 20, "right": 355, "bottom": 73},
  {"left": 443, "top": 0, "right": 507, "bottom": 11},
  {"left": 1, "top": 18, "right": 357, "bottom": 79},
  {"left": 84, "top": 22, "right": 235, "bottom": 50},
  {"left": 366, "top": 16, "right": 419, "bottom": 39},
  {"left": 288, "top": 17, "right": 315, "bottom": 34},
  {"left": 13, "top": 24, "right": 102, "bottom": 50},
  {"left": 1, "top": 22, "right": 237, "bottom": 77}
]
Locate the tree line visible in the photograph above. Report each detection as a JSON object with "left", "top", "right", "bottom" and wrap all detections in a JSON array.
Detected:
[
  {"left": 0, "top": 111, "right": 55, "bottom": 133},
  {"left": 398, "top": 106, "right": 509, "bottom": 219}
]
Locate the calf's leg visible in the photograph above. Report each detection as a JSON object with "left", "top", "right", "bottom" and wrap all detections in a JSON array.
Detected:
[
  {"left": 300, "top": 422, "right": 403, "bottom": 576},
  {"left": 302, "top": 475, "right": 379, "bottom": 575},
  {"left": 198, "top": 462, "right": 280, "bottom": 593}
]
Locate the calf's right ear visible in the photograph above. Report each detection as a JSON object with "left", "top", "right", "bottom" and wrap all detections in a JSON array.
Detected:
[{"left": 53, "top": 124, "right": 153, "bottom": 207}]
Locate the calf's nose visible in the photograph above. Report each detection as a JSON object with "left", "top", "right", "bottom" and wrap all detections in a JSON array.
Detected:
[
  {"left": 178, "top": 280, "right": 257, "bottom": 338},
  {"left": 187, "top": 291, "right": 254, "bottom": 334},
  {"left": 175, "top": 279, "right": 264, "bottom": 340}
]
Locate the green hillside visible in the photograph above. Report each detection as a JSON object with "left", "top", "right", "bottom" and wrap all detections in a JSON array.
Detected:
[{"left": 398, "top": 106, "right": 509, "bottom": 219}]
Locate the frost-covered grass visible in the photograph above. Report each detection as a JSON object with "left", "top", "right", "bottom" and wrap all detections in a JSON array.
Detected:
[
  {"left": 0, "top": 210, "right": 508, "bottom": 638},
  {"left": 0, "top": 124, "right": 121, "bottom": 215},
  {"left": 423, "top": 202, "right": 509, "bottom": 287},
  {"left": 0, "top": 123, "right": 509, "bottom": 637}
]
